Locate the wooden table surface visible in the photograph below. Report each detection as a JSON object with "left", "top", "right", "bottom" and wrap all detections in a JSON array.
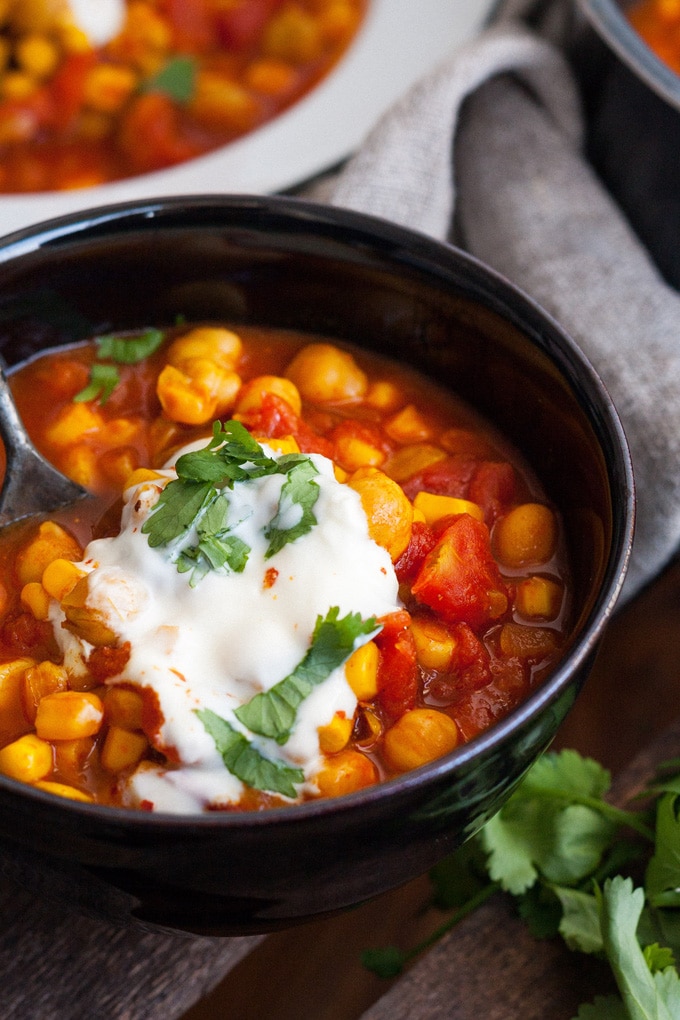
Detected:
[{"left": 178, "top": 556, "right": 680, "bottom": 1020}]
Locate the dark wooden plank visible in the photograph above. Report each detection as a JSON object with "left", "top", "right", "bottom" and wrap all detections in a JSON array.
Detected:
[{"left": 0, "top": 872, "right": 263, "bottom": 1020}]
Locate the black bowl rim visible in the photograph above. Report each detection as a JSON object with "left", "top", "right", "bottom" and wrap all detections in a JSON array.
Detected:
[
  {"left": 577, "top": 0, "right": 680, "bottom": 109},
  {"left": 0, "top": 193, "right": 635, "bottom": 832}
]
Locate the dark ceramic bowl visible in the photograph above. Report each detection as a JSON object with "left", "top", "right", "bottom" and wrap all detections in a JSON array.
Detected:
[
  {"left": 0, "top": 196, "right": 633, "bottom": 935},
  {"left": 575, "top": 0, "right": 680, "bottom": 288}
]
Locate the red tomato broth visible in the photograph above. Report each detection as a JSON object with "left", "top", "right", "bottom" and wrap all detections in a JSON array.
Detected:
[
  {"left": 0, "top": 324, "right": 572, "bottom": 810},
  {"left": 0, "top": 0, "right": 367, "bottom": 193}
]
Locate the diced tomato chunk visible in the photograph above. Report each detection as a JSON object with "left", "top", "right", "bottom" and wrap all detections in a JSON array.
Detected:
[
  {"left": 394, "top": 521, "right": 437, "bottom": 585},
  {"left": 468, "top": 461, "right": 516, "bottom": 524},
  {"left": 215, "top": 0, "right": 287, "bottom": 49},
  {"left": 375, "top": 610, "right": 418, "bottom": 721},
  {"left": 412, "top": 515, "right": 509, "bottom": 630},
  {"left": 239, "top": 392, "right": 333, "bottom": 457},
  {"left": 401, "top": 455, "right": 477, "bottom": 502}
]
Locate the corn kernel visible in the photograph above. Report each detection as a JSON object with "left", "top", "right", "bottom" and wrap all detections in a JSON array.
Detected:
[
  {"left": 190, "top": 72, "right": 260, "bottom": 132},
  {"left": 124, "top": 467, "right": 166, "bottom": 491},
  {"left": 333, "top": 433, "right": 385, "bottom": 471},
  {"left": 1, "top": 71, "right": 38, "bottom": 100},
  {"left": 385, "top": 404, "right": 433, "bottom": 443},
  {"left": 16, "top": 521, "right": 83, "bottom": 586},
  {"left": 317, "top": 713, "right": 352, "bottom": 754},
  {"left": 345, "top": 640, "right": 379, "bottom": 701},
  {"left": 104, "top": 687, "right": 144, "bottom": 730},
  {"left": 353, "top": 706, "right": 382, "bottom": 750},
  {"left": 413, "top": 491, "right": 484, "bottom": 525},
  {"left": 0, "top": 733, "right": 52, "bottom": 782},
  {"left": 100, "top": 726, "right": 148, "bottom": 772},
  {"left": 83, "top": 64, "right": 138, "bottom": 114},
  {"left": 515, "top": 576, "right": 563, "bottom": 620},
  {"left": 41, "top": 558, "right": 85, "bottom": 601},
  {"left": 21, "top": 660, "right": 68, "bottom": 723},
  {"left": 35, "top": 779, "right": 94, "bottom": 802},
  {"left": 364, "top": 380, "right": 402, "bottom": 411},
  {"left": 20, "top": 581, "right": 50, "bottom": 621},
  {"left": 44, "top": 402, "right": 103, "bottom": 446},
  {"left": 60, "top": 444, "right": 98, "bottom": 488},
  {"left": 15, "top": 34, "right": 60, "bottom": 78},
  {"left": 253, "top": 434, "right": 301, "bottom": 456},
  {"left": 410, "top": 617, "right": 456, "bottom": 671},
  {"left": 35, "top": 690, "right": 104, "bottom": 741},
  {"left": 383, "top": 443, "right": 447, "bottom": 483},
  {"left": 53, "top": 736, "right": 94, "bottom": 785},
  {"left": 0, "top": 658, "right": 35, "bottom": 740}
]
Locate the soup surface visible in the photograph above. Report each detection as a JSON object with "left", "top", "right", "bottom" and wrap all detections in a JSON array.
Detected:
[
  {"left": 0, "top": 325, "right": 571, "bottom": 812},
  {"left": 628, "top": 0, "right": 680, "bottom": 75},
  {"left": 0, "top": 0, "right": 366, "bottom": 192}
]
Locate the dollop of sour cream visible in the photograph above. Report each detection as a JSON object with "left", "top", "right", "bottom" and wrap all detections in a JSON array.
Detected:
[
  {"left": 68, "top": 0, "right": 126, "bottom": 46},
  {"left": 51, "top": 441, "right": 401, "bottom": 813}
]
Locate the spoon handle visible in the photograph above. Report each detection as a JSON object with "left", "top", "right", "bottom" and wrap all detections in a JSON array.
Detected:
[{"left": 0, "top": 369, "right": 87, "bottom": 527}]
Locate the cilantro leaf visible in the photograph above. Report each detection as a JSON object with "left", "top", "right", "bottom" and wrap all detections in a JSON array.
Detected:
[
  {"left": 573, "top": 995, "right": 630, "bottom": 1019},
  {"left": 175, "top": 494, "right": 250, "bottom": 586},
  {"left": 142, "top": 56, "right": 197, "bottom": 103},
  {"left": 74, "top": 328, "right": 166, "bottom": 404},
  {"left": 73, "top": 362, "right": 120, "bottom": 404},
  {"left": 599, "top": 876, "right": 677, "bottom": 1020},
  {"left": 235, "top": 608, "right": 380, "bottom": 743},
  {"left": 481, "top": 751, "right": 620, "bottom": 894},
  {"left": 361, "top": 946, "right": 406, "bottom": 979},
  {"left": 196, "top": 708, "right": 304, "bottom": 798},
  {"left": 142, "top": 480, "right": 215, "bottom": 548},
  {"left": 95, "top": 328, "right": 165, "bottom": 364},
  {"left": 175, "top": 420, "right": 279, "bottom": 487},
  {"left": 555, "top": 886, "right": 603, "bottom": 955},
  {"left": 264, "top": 456, "right": 320, "bottom": 558},
  {"left": 646, "top": 793, "right": 680, "bottom": 908}
]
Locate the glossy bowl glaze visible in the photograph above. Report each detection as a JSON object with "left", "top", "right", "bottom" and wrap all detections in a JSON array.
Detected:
[{"left": 0, "top": 196, "right": 633, "bottom": 935}]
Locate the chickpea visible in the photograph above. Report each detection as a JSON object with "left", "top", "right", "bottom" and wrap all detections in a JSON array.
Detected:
[
  {"left": 284, "top": 343, "right": 367, "bottom": 403},
  {"left": 493, "top": 503, "right": 558, "bottom": 568}
]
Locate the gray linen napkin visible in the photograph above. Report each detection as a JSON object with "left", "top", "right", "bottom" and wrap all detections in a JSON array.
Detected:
[{"left": 315, "top": 6, "right": 680, "bottom": 602}]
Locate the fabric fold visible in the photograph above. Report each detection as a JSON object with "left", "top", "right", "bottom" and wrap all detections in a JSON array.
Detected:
[{"left": 325, "top": 17, "right": 680, "bottom": 600}]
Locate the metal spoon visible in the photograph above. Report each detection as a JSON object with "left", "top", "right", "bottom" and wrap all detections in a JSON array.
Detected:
[{"left": 0, "top": 368, "right": 88, "bottom": 528}]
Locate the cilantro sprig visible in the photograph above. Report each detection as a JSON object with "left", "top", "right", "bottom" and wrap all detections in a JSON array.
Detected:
[
  {"left": 74, "top": 327, "right": 165, "bottom": 404},
  {"left": 196, "top": 708, "right": 304, "bottom": 799},
  {"left": 196, "top": 606, "right": 380, "bottom": 794},
  {"left": 361, "top": 748, "right": 680, "bottom": 1020},
  {"left": 235, "top": 607, "right": 380, "bottom": 743},
  {"left": 141, "top": 420, "right": 321, "bottom": 584}
]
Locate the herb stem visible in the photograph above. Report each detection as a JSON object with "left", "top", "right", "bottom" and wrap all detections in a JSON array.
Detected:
[
  {"left": 402, "top": 880, "right": 500, "bottom": 967},
  {"left": 533, "top": 787, "right": 655, "bottom": 842}
]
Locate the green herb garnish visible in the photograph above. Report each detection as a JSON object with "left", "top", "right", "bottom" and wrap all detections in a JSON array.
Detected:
[
  {"left": 141, "top": 56, "right": 197, "bottom": 103},
  {"left": 264, "top": 456, "right": 321, "bottom": 559},
  {"left": 235, "top": 607, "right": 380, "bottom": 743},
  {"left": 362, "top": 748, "right": 680, "bottom": 1019},
  {"left": 195, "top": 708, "right": 304, "bottom": 798},
  {"left": 175, "top": 494, "right": 250, "bottom": 586},
  {"left": 74, "top": 327, "right": 166, "bottom": 404},
  {"left": 142, "top": 421, "right": 321, "bottom": 583},
  {"left": 73, "top": 362, "right": 120, "bottom": 404}
]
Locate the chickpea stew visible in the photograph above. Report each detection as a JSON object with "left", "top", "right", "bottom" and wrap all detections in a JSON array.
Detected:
[
  {"left": 0, "top": 0, "right": 366, "bottom": 193},
  {"left": 0, "top": 325, "right": 572, "bottom": 812}
]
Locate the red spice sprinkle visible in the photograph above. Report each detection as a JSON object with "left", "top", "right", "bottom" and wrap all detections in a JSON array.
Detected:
[{"left": 263, "top": 567, "right": 279, "bottom": 590}]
